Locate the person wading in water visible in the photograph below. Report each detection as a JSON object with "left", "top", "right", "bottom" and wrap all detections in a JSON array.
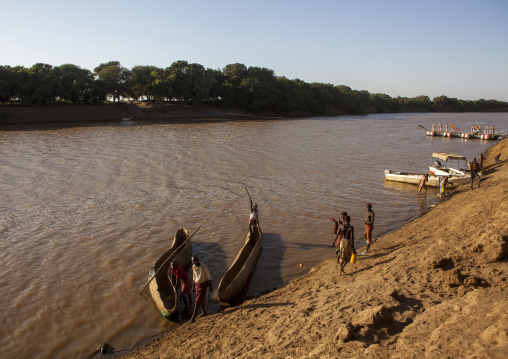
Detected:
[{"left": 418, "top": 174, "right": 429, "bottom": 194}]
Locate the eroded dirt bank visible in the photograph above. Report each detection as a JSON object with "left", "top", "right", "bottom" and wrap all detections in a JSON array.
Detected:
[
  {"left": 0, "top": 102, "right": 275, "bottom": 125},
  {"left": 125, "top": 140, "right": 508, "bottom": 359}
]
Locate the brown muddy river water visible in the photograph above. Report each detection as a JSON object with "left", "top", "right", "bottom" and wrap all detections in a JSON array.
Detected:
[{"left": 1, "top": 112, "right": 506, "bottom": 358}]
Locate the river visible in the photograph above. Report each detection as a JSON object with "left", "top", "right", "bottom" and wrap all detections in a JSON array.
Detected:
[{"left": 0, "top": 112, "right": 505, "bottom": 358}]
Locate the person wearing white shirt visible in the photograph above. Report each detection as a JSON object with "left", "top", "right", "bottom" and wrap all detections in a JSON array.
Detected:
[{"left": 190, "top": 255, "right": 212, "bottom": 323}]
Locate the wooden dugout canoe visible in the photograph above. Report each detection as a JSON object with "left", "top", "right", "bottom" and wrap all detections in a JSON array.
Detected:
[
  {"left": 218, "top": 226, "right": 263, "bottom": 302},
  {"left": 148, "top": 228, "right": 192, "bottom": 318}
]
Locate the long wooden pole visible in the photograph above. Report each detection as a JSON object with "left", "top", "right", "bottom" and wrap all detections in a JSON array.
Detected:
[
  {"left": 139, "top": 226, "right": 201, "bottom": 294},
  {"left": 245, "top": 187, "right": 263, "bottom": 236}
]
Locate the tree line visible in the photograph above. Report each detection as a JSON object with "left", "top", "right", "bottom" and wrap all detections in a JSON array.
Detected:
[{"left": 1, "top": 61, "right": 507, "bottom": 115}]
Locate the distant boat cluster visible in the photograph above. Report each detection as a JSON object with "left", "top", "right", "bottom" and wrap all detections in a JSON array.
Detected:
[{"left": 419, "top": 123, "right": 504, "bottom": 140}]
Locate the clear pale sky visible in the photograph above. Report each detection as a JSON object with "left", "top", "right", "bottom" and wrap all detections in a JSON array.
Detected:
[{"left": 2, "top": 0, "right": 507, "bottom": 101}]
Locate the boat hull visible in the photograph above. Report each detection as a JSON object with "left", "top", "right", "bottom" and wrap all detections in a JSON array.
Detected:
[
  {"left": 148, "top": 228, "right": 192, "bottom": 318},
  {"left": 384, "top": 170, "right": 470, "bottom": 189},
  {"left": 423, "top": 129, "right": 501, "bottom": 140},
  {"left": 218, "top": 226, "right": 263, "bottom": 302}
]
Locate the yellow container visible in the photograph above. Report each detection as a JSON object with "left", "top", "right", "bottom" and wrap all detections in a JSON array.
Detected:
[{"left": 350, "top": 252, "right": 357, "bottom": 264}]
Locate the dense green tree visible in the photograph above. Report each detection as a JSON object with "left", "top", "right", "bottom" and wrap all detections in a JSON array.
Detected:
[
  {"left": 311, "top": 83, "right": 338, "bottom": 114},
  {"left": 336, "top": 86, "right": 370, "bottom": 113},
  {"left": 222, "top": 63, "right": 249, "bottom": 107},
  {"left": 130, "top": 65, "right": 162, "bottom": 101},
  {"left": 433, "top": 95, "right": 463, "bottom": 111},
  {"left": 54, "top": 64, "right": 94, "bottom": 103},
  {"left": 24, "top": 63, "right": 58, "bottom": 104},
  {"left": 94, "top": 61, "right": 131, "bottom": 102},
  {"left": 370, "top": 93, "right": 399, "bottom": 112},
  {"left": 2, "top": 59, "right": 507, "bottom": 115},
  {"left": 275, "top": 77, "right": 304, "bottom": 113},
  {"left": 0, "top": 66, "right": 17, "bottom": 104},
  {"left": 185, "top": 63, "right": 214, "bottom": 105},
  {"left": 208, "top": 68, "right": 231, "bottom": 105},
  {"left": 241, "top": 66, "right": 278, "bottom": 110}
]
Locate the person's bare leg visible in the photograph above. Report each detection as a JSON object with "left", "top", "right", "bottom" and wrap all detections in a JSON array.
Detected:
[
  {"left": 197, "top": 304, "right": 207, "bottom": 318},
  {"left": 190, "top": 303, "right": 199, "bottom": 322}
]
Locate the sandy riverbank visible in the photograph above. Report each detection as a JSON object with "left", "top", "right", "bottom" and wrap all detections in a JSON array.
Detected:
[{"left": 123, "top": 140, "right": 508, "bottom": 358}]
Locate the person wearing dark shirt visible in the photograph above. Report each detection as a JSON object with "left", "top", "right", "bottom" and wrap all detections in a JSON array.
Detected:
[
  {"left": 364, "top": 203, "right": 375, "bottom": 253},
  {"left": 468, "top": 157, "right": 481, "bottom": 190}
]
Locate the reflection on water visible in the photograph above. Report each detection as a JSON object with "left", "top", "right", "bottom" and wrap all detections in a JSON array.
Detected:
[{"left": 0, "top": 112, "right": 505, "bottom": 358}]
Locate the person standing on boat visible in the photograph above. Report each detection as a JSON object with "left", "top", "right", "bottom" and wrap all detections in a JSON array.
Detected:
[
  {"left": 331, "top": 212, "right": 347, "bottom": 261},
  {"left": 364, "top": 204, "right": 375, "bottom": 253},
  {"left": 170, "top": 261, "right": 193, "bottom": 309},
  {"left": 190, "top": 255, "right": 212, "bottom": 323},
  {"left": 417, "top": 174, "right": 429, "bottom": 194},
  {"left": 468, "top": 157, "right": 481, "bottom": 190},
  {"left": 339, "top": 215, "right": 355, "bottom": 275},
  {"left": 249, "top": 202, "right": 259, "bottom": 241}
]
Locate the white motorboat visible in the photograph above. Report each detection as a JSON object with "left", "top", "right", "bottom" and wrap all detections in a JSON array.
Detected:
[
  {"left": 384, "top": 170, "right": 459, "bottom": 188},
  {"left": 385, "top": 152, "right": 471, "bottom": 189},
  {"left": 429, "top": 152, "right": 468, "bottom": 177}
]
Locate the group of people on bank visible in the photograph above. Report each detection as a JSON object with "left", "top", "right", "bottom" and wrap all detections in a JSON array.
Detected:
[
  {"left": 330, "top": 203, "right": 375, "bottom": 275},
  {"left": 170, "top": 151, "right": 504, "bottom": 323},
  {"left": 417, "top": 152, "right": 496, "bottom": 197},
  {"left": 170, "top": 255, "right": 212, "bottom": 323},
  {"left": 169, "top": 201, "right": 260, "bottom": 323}
]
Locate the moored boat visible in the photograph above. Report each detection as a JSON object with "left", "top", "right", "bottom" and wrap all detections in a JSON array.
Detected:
[
  {"left": 419, "top": 124, "right": 503, "bottom": 140},
  {"left": 384, "top": 170, "right": 459, "bottom": 188},
  {"left": 148, "top": 228, "right": 192, "bottom": 318},
  {"left": 429, "top": 152, "right": 469, "bottom": 179},
  {"left": 385, "top": 152, "right": 471, "bottom": 188},
  {"left": 217, "top": 226, "right": 263, "bottom": 303}
]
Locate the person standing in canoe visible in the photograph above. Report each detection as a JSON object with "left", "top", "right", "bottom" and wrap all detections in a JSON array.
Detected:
[
  {"left": 170, "top": 261, "right": 192, "bottom": 309},
  {"left": 331, "top": 212, "right": 347, "bottom": 261},
  {"left": 339, "top": 215, "right": 356, "bottom": 275},
  {"left": 249, "top": 202, "right": 259, "bottom": 240},
  {"left": 417, "top": 174, "right": 429, "bottom": 194},
  {"left": 190, "top": 255, "right": 212, "bottom": 323},
  {"left": 364, "top": 204, "right": 375, "bottom": 253}
]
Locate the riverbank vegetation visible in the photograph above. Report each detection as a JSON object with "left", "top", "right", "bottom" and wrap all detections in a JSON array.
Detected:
[{"left": 1, "top": 61, "right": 507, "bottom": 116}]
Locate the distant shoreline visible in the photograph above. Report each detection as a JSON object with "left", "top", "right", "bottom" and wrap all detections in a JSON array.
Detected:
[{"left": 1, "top": 102, "right": 507, "bottom": 126}]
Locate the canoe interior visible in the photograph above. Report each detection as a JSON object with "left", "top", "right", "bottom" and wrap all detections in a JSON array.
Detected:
[{"left": 218, "top": 226, "right": 262, "bottom": 302}]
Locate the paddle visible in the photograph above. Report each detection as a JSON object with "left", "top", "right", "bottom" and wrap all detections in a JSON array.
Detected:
[
  {"left": 245, "top": 187, "right": 263, "bottom": 236},
  {"left": 139, "top": 226, "right": 201, "bottom": 294}
]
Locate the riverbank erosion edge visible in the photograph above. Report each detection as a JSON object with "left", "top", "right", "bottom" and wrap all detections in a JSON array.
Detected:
[
  {"left": 3, "top": 102, "right": 497, "bottom": 125},
  {"left": 124, "top": 140, "right": 508, "bottom": 358},
  {"left": 0, "top": 103, "right": 284, "bottom": 125}
]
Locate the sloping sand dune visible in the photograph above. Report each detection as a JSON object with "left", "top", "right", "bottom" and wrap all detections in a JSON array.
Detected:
[{"left": 126, "top": 140, "right": 507, "bottom": 359}]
